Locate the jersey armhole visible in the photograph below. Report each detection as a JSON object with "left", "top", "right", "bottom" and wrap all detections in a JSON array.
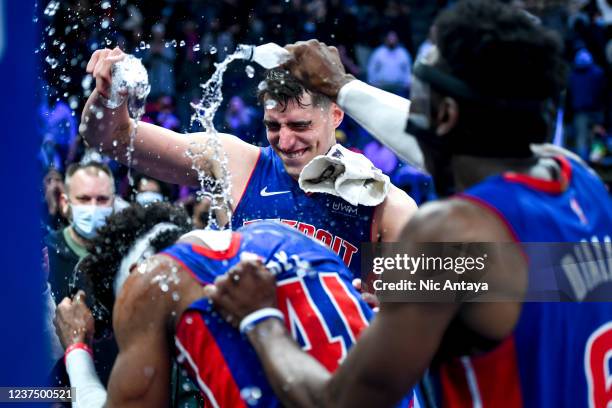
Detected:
[{"left": 233, "top": 148, "right": 262, "bottom": 215}]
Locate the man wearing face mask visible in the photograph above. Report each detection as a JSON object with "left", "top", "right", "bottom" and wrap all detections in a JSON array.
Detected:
[
  {"left": 205, "top": 1, "right": 612, "bottom": 407},
  {"left": 44, "top": 161, "right": 115, "bottom": 304}
]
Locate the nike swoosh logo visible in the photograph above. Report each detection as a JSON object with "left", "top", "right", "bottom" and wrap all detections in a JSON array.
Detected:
[{"left": 260, "top": 186, "right": 290, "bottom": 197}]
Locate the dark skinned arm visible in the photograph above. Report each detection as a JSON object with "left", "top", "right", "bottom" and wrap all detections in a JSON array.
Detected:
[{"left": 209, "top": 199, "right": 526, "bottom": 408}]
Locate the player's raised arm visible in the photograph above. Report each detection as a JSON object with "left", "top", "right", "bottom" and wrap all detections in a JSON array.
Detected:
[{"left": 81, "top": 47, "right": 259, "bottom": 190}]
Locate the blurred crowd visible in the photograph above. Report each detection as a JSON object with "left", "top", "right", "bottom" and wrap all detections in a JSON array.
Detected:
[{"left": 38, "top": 0, "right": 612, "bottom": 237}]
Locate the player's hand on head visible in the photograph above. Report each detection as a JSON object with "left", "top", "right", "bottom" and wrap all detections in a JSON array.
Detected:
[
  {"left": 205, "top": 259, "right": 277, "bottom": 325},
  {"left": 283, "top": 39, "right": 353, "bottom": 99},
  {"left": 54, "top": 290, "right": 95, "bottom": 349},
  {"left": 86, "top": 47, "right": 126, "bottom": 99}
]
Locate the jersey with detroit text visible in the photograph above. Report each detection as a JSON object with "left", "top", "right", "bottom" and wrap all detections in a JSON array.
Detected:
[
  {"left": 426, "top": 156, "right": 612, "bottom": 408},
  {"left": 232, "top": 146, "right": 376, "bottom": 279}
]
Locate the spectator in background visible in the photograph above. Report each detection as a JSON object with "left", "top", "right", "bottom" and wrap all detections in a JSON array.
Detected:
[
  {"left": 568, "top": 48, "right": 607, "bottom": 159},
  {"left": 367, "top": 31, "right": 412, "bottom": 97},
  {"left": 144, "top": 95, "right": 180, "bottom": 131},
  {"left": 38, "top": 94, "right": 79, "bottom": 171},
  {"left": 42, "top": 167, "right": 68, "bottom": 232},
  {"left": 142, "top": 23, "right": 176, "bottom": 100},
  {"left": 223, "top": 95, "right": 259, "bottom": 144},
  {"left": 133, "top": 173, "right": 168, "bottom": 206},
  {"left": 44, "top": 162, "right": 115, "bottom": 304}
]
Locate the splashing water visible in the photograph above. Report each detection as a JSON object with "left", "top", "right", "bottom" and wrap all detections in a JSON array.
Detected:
[
  {"left": 187, "top": 47, "right": 257, "bottom": 229},
  {"left": 245, "top": 65, "right": 255, "bottom": 78},
  {"left": 240, "top": 387, "right": 263, "bottom": 406}
]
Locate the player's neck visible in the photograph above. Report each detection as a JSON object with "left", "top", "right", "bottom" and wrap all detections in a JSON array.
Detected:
[{"left": 452, "top": 155, "right": 549, "bottom": 191}]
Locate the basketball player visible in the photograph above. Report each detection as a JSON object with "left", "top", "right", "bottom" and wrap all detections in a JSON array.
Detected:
[
  {"left": 205, "top": 1, "right": 612, "bottom": 407},
  {"left": 81, "top": 51, "right": 417, "bottom": 278},
  {"left": 55, "top": 218, "right": 417, "bottom": 407}
]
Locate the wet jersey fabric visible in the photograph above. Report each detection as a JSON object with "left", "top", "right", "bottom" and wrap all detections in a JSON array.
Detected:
[
  {"left": 231, "top": 146, "right": 376, "bottom": 279},
  {"left": 162, "top": 221, "right": 380, "bottom": 407},
  {"left": 425, "top": 156, "right": 612, "bottom": 407}
]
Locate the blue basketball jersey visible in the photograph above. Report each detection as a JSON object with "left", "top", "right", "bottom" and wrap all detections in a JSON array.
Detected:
[
  {"left": 428, "top": 156, "right": 612, "bottom": 407},
  {"left": 232, "top": 146, "right": 376, "bottom": 278},
  {"left": 161, "top": 221, "right": 377, "bottom": 407}
]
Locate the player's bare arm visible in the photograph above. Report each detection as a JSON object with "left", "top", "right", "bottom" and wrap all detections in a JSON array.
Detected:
[
  {"left": 209, "top": 199, "right": 527, "bottom": 407},
  {"left": 102, "top": 253, "right": 200, "bottom": 408},
  {"left": 81, "top": 47, "right": 259, "bottom": 201},
  {"left": 372, "top": 185, "right": 418, "bottom": 242}
]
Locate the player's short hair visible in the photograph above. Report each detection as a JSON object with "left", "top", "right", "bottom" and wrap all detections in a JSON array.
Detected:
[
  {"left": 257, "top": 68, "right": 331, "bottom": 112},
  {"left": 433, "top": 0, "right": 567, "bottom": 140},
  {"left": 64, "top": 161, "right": 115, "bottom": 195},
  {"left": 77, "top": 202, "right": 191, "bottom": 335}
]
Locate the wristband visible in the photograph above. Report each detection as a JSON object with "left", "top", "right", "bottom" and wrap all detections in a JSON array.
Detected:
[
  {"left": 64, "top": 342, "right": 93, "bottom": 364},
  {"left": 239, "top": 308, "right": 285, "bottom": 335}
]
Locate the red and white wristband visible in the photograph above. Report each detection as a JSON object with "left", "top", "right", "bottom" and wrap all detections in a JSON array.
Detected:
[
  {"left": 64, "top": 342, "right": 93, "bottom": 364},
  {"left": 239, "top": 308, "right": 285, "bottom": 335}
]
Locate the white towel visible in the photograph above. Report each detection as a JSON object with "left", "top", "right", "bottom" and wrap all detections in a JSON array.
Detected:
[{"left": 298, "top": 144, "right": 390, "bottom": 206}]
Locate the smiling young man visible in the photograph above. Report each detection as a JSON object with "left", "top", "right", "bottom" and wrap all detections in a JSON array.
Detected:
[{"left": 81, "top": 53, "right": 417, "bottom": 277}]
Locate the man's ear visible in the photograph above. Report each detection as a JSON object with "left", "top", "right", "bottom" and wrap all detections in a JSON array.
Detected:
[
  {"left": 330, "top": 102, "right": 344, "bottom": 129},
  {"left": 435, "top": 97, "right": 459, "bottom": 136},
  {"left": 59, "top": 193, "right": 70, "bottom": 218}
]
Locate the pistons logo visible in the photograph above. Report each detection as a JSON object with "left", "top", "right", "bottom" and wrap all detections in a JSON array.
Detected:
[{"left": 585, "top": 321, "right": 612, "bottom": 408}]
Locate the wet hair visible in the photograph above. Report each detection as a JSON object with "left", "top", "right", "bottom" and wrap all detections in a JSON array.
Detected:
[
  {"left": 432, "top": 0, "right": 567, "bottom": 144},
  {"left": 64, "top": 161, "right": 115, "bottom": 195},
  {"left": 256, "top": 68, "right": 331, "bottom": 111},
  {"left": 77, "top": 202, "right": 191, "bottom": 334}
]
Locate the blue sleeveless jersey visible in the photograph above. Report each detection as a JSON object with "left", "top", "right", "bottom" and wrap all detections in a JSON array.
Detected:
[
  {"left": 232, "top": 147, "right": 376, "bottom": 278},
  {"left": 161, "top": 221, "right": 379, "bottom": 408},
  {"left": 428, "top": 156, "right": 612, "bottom": 407}
]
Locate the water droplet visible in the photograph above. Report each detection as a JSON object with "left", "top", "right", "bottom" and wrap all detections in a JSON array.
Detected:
[
  {"left": 160, "top": 283, "right": 169, "bottom": 292},
  {"left": 81, "top": 74, "right": 93, "bottom": 90},
  {"left": 192, "top": 44, "right": 200, "bottom": 52},
  {"left": 59, "top": 42, "right": 66, "bottom": 51},
  {"left": 264, "top": 99, "right": 277, "bottom": 110},
  {"left": 139, "top": 41, "right": 146, "bottom": 50},
  {"left": 68, "top": 96, "right": 79, "bottom": 110},
  {"left": 172, "top": 292, "right": 180, "bottom": 301},
  {"left": 101, "top": 19, "right": 110, "bottom": 29},
  {"left": 171, "top": 39, "right": 177, "bottom": 47},
  {"left": 209, "top": 46, "right": 217, "bottom": 54},
  {"left": 47, "top": 27, "right": 56, "bottom": 36},
  {"left": 60, "top": 75, "right": 71, "bottom": 83},
  {"left": 240, "top": 387, "right": 262, "bottom": 406},
  {"left": 43, "top": 1, "right": 60, "bottom": 17},
  {"left": 95, "top": 110, "right": 104, "bottom": 119},
  {"left": 33, "top": 16, "right": 39, "bottom": 23},
  {"left": 45, "top": 56, "right": 59, "bottom": 69},
  {"left": 179, "top": 40, "right": 185, "bottom": 47},
  {"left": 185, "top": 316, "right": 193, "bottom": 325},
  {"left": 245, "top": 65, "right": 255, "bottom": 78},
  {"left": 101, "top": 1, "right": 111, "bottom": 9},
  {"left": 276, "top": 24, "right": 281, "bottom": 29},
  {"left": 112, "top": 140, "right": 118, "bottom": 147},
  {"left": 257, "top": 81, "right": 267, "bottom": 92},
  {"left": 182, "top": 383, "right": 191, "bottom": 391}
]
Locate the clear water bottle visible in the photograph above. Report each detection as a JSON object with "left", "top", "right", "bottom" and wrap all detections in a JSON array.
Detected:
[
  {"left": 103, "top": 55, "right": 151, "bottom": 117},
  {"left": 236, "top": 43, "right": 291, "bottom": 69}
]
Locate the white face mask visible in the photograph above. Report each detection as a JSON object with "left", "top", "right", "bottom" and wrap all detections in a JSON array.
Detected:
[
  {"left": 71, "top": 205, "right": 113, "bottom": 239},
  {"left": 135, "top": 191, "right": 164, "bottom": 206}
]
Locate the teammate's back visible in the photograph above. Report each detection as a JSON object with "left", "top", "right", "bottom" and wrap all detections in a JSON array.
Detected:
[
  {"left": 162, "top": 221, "right": 374, "bottom": 407},
  {"left": 435, "top": 156, "right": 612, "bottom": 407}
]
